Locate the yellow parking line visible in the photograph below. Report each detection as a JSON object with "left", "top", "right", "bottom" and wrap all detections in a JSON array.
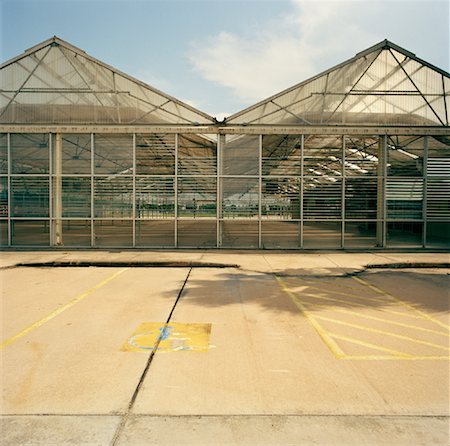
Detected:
[
  {"left": 328, "top": 332, "right": 413, "bottom": 358},
  {"left": 297, "top": 292, "right": 428, "bottom": 321},
  {"left": 352, "top": 276, "right": 450, "bottom": 332},
  {"left": 0, "top": 268, "right": 128, "bottom": 350},
  {"left": 274, "top": 275, "right": 345, "bottom": 358},
  {"left": 284, "top": 278, "right": 394, "bottom": 304},
  {"left": 342, "top": 355, "right": 450, "bottom": 360},
  {"left": 315, "top": 315, "right": 450, "bottom": 352},
  {"left": 302, "top": 301, "right": 449, "bottom": 337}
]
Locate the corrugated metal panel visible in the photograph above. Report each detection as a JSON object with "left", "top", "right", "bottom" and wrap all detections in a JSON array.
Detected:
[
  {"left": 303, "top": 179, "right": 342, "bottom": 219},
  {"left": 387, "top": 178, "right": 423, "bottom": 219},
  {"left": 427, "top": 158, "right": 450, "bottom": 176}
]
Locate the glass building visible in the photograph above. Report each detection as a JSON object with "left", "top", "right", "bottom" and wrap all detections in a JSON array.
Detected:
[{"left": 0, "top": 37, "right": 449, "bottom": 249}]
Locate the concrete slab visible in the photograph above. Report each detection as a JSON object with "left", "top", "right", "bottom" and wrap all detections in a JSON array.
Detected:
[
  {"left": 117, "top": 415, "right": 450, "bottom": 446},
  {"left": 1, "top": 267, "right": 188, "bottom": 414},
  {"left": 133, "top": 268, "right": 449, "bottom": 416},
  {"left": 1, "top": 415, "right": 120, "bottom": 446}
]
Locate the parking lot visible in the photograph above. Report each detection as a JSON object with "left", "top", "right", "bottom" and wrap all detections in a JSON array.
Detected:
[{"left": 1, "top": 251, "right": 449, "bottom": 445}]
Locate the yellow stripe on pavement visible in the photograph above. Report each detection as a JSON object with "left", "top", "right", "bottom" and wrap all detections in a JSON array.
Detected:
[
  {"left": 314, "top": 315, "right": 450, "bottom": 351},
  {"left": 352, "top": 276, "right": 450, "bottom": 332},
  {"left": 327, "top": 332, "right": 413, "bottom": 358},
  {"left": 274, "top": 275, "right": 345, "bottom": 359},
  {"left": 302, "top": 302, "right": 449, "bottom": 337},
  {"left": 0, "top": 268, "right": 128, "bottom": 350}
]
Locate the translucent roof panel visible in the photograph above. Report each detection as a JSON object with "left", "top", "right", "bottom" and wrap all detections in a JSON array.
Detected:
[
  {"left": 228, "top": 40, "right": 449, "bottom": 126},
  {"left": 0, "top": 37, "right": 215, "bottom": 125}
]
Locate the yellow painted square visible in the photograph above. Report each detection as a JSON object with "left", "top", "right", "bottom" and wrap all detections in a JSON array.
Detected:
[{"left": 121, "top": 322, "right": 211, "bottom": 352}]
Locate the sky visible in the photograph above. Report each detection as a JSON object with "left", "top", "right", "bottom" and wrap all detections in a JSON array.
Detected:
[{"left": 1, "top": 0, "right": 449, "bottom": 120}]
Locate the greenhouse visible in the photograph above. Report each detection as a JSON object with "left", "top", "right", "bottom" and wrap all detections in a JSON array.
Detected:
[{"left": 0, "top": 36, "right": 449, "bottom": 249}]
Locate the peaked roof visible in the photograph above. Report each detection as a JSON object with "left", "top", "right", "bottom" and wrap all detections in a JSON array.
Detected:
[
  {"left": 227, "top": 40, "right": 450, "bottom": 127},
  {"left": 0, "top": 36, "right": 215, "bottom": 125}
]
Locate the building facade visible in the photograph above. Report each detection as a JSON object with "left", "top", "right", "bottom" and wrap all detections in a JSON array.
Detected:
[{"left": 0, "top": 37, "right": 449, "bottom": 249}]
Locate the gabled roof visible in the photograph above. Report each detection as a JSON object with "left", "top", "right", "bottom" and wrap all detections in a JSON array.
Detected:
[
  {"left": 0, "top": 36, "right": 215, "bottom": 125},
  {"left": 227, "top": 39, "right": 450, "bottom": 127}
]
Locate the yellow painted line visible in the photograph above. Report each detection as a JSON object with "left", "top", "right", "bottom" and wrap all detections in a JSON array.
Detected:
[
  {"left": 328, "top": 332, "right": 413, "bottom": 358},
  {"left": 0, "top": 268, "right": 128, "bottom": 350},
  {"left": 352, "top": 276, "right": 450, "bottom": 332},
  {"left": 296, "top": 291, "right": 427, "bottom": 321},
  {"left": 284, "top": 278, "right": 394, "bottom": 304},
  {"left": 315, "top": 315, "right": 450, "bottom": 352},
  {"left": 274, "top": 275, "right": 345, "bottom": 359},
  {"left": 302, "top": 301, "right": 449, "bottom": 337},
  {"left": 342, "top": 355, "right": 450, "bottom": 360}
]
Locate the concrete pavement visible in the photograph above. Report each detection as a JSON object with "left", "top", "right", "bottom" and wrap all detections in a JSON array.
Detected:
[{"left": 1, "top": 251, "right": 449, "bottom": 445}]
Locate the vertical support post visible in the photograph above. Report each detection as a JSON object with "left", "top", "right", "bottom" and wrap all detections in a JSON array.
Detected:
[
  {"left": 91, "top": 133, "right": 95, "bottom": 247},
  {"left": 49, "top": 133, "right": 53, "bottom": 245},
  {"left": 377, "top": 134, "right": 388, "bottom": 247},
  {"left": 132, "top": 133, "right": 136, "bottom": 248},
  {"left": 174, "top": 133, "right": 178, "bottom": 248},
  {"left": 423, "top": 136, "right": 428, "bottom": 247},
  {"left": 52, "top": 133, "right": 63, "bottom": 246},
  {"left": 7, "top": 133, "right": 11, "bottom": 246},
  {"left": 258, "top": 134, "right": 262, "bottom": 249},
  {"left": 341, "top": 135, "right": 345, "bottom": 249},
  {"left": 216, "top": 134, "right": 223, "bottom": 248},
  {"left": 300, "top": 134, "right": 304, "bottom": 249}
]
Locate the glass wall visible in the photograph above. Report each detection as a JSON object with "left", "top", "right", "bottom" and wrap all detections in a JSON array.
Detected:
[{"left": 1, "top": 132, "right": 448, "bottom": 249}]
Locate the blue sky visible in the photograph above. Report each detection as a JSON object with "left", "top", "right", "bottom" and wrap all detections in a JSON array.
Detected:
[{"left": 1, "top": 0, "right": 449, "bottom": 119}]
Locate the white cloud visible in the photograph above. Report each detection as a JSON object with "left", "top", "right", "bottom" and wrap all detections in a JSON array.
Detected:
[{"left": 187, "top": 0, "right": 382, "bottom": 104}]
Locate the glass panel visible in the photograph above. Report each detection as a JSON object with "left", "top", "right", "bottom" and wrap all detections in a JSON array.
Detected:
[
  {"left": 303, "top": 221, "right": 341, "bottom": 248},
  {"left": 261, "top": 221, "right": 300, "bottom": 248},
  {"left": 178, "top": 177, "right": 216, "bottom": 219},
  {"left": 345, "top": 178, "right": 378, "bottom": 219},
  {"left": 94, "top": 177, "right": 132, "bottom": 218},
  {"left": 223, "top": 135, "right": 259, "bottom": 176},
  {"left": 11, "top": 134, "right": 49, "bottom": 174},
  {"left": 387, "top": 222, "right": 423, "bottom": 247},
  {"left": 61, "top": 220, "right": 91, "bottom": 246},
  {"left": 179, "top": 134, "right": 216, "bottom": 175},
  {"left": 136, "top": 133, "right": 175, "bottom": 175},
  {"left": 11, "top": 177, "right": 49, "bottom": 217},
  {"left": 426, "top": 222, "right": 450, "bottom": 248},
  {"left": 136, "top": 177, "right": 174, "bottom": 219},
  {"left": 178, "top": 221, "right": 216, "bottom": 247},
  {"left": 62, "top": 134, "right": 92, "bottom": 174},
  {"left": 12, "top": 220, "right": 49, "bottom": 245},
  {"left": 344, "top": 136, "right": 379, "bottom": 176},
  {"left": 387, "top": 179, "right": 423, "bottom": 219},
  {"left": 222, "top": 178, "right": 258, "bottom": 219},
  {"left": 262, "top": 178, "right": 300, "bottom": 219},
  {"left": 60, "top": 177, "right": 90, "bottom": 217},
  {"left": 303, "top": 178, "right": 342, "bottom": 219},
  {"left": 222, "top": 221, "right": 258, "bottom": 248},
  {"left": 344, "top": 222, "right": 377, "bottom": 248},
  {"left": 94, "top": 220, "right": 132, "bottom": 246},
  {"left": 262, "top": 134, "right": 301, "bottom": 176},
  {"left": 0, "top": 220, "right": 7, "bottom": 245},
  {"left": 304, "top": 135, "right": 342, "bottom": 175},
  {"left": 387, "top": 136, "right": 424, "bottom": 176},
  {"left": 135, "top": 220, "right": 174, "bottom": 247},
  {"left": 0, "top": 134, "right": 7, "bottom": 174},
  {"left": 94, "top": 134, "right": 133, "bottom": 174},
  {"left": 0, "top": 176, "right": 8, "bottom": 216}
]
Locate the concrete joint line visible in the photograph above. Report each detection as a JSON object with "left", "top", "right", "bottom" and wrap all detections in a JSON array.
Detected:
[{"left": 110, "top": 267, "right": 193, "bottom": 446}]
